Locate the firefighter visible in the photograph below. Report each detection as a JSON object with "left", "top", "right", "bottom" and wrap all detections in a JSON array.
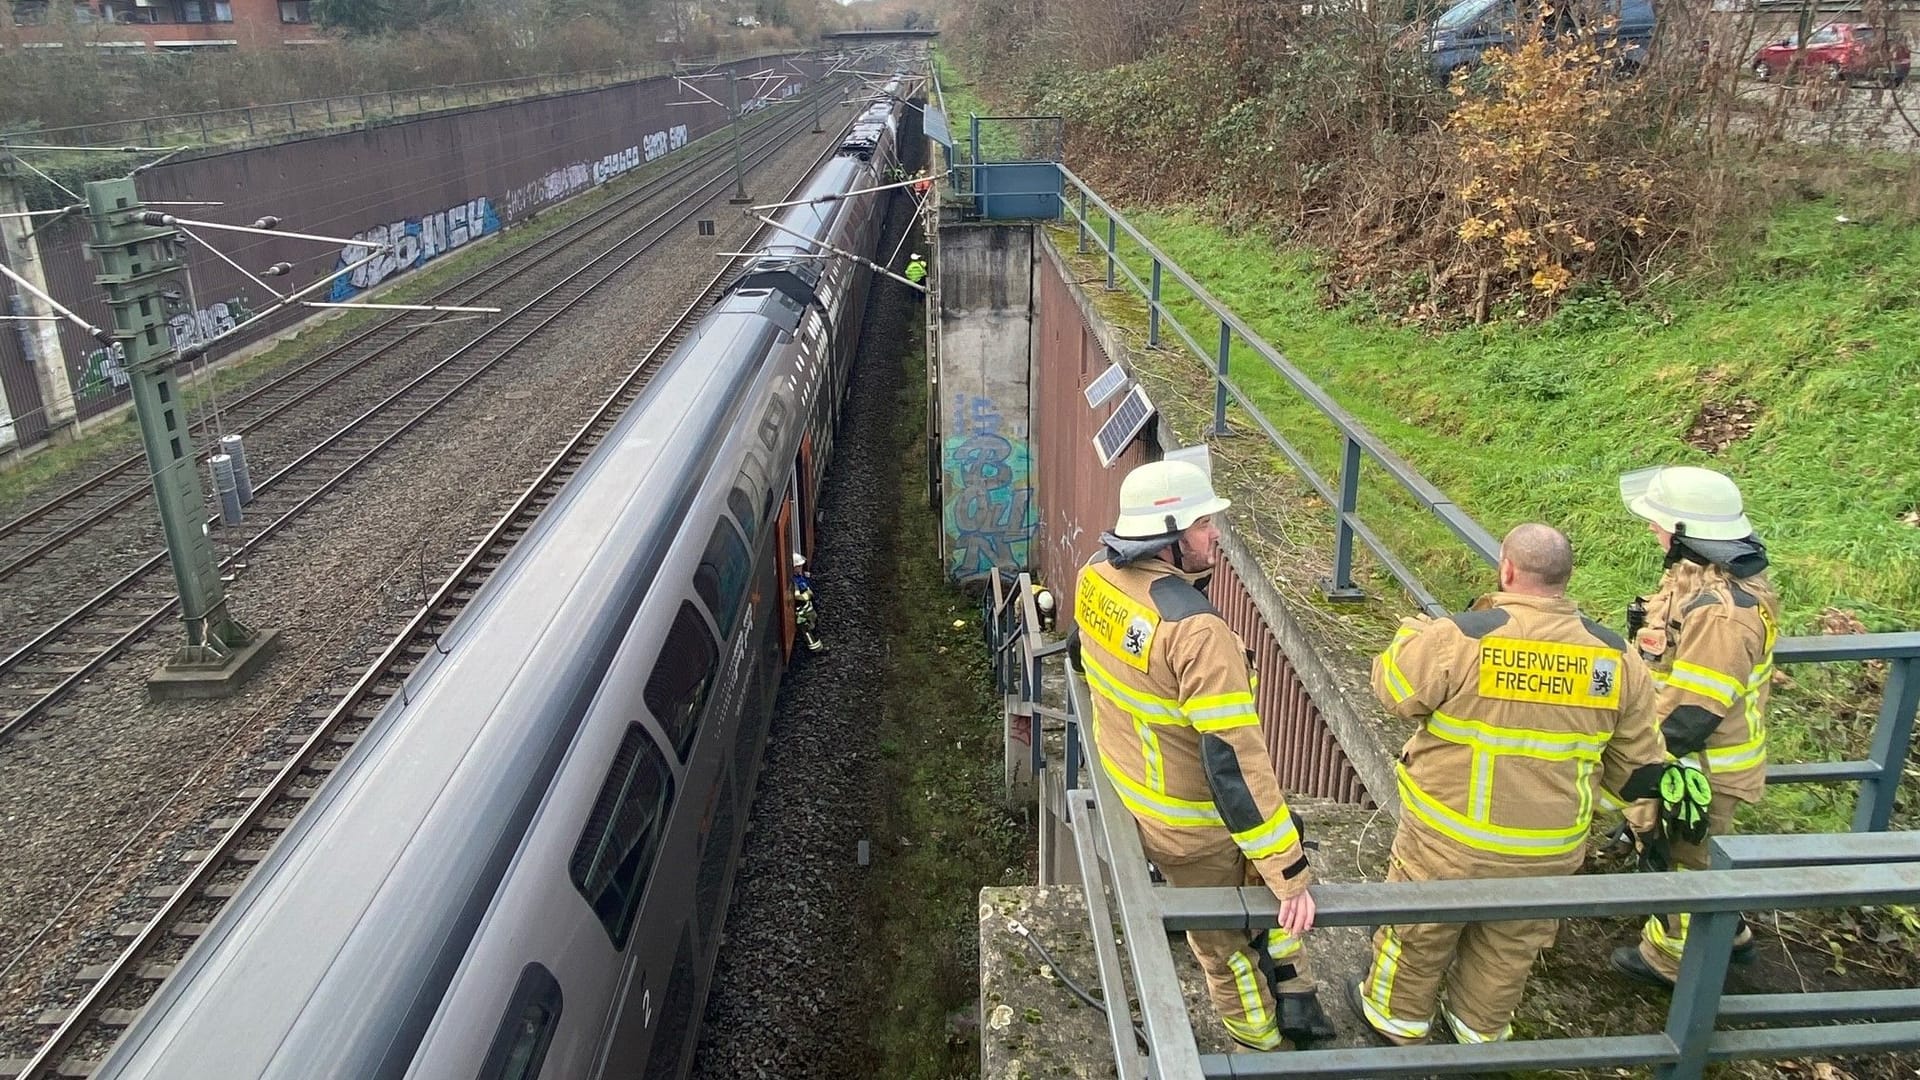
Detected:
[
  {"left": 1071, "top": 459, "right": 1337, "bottom": 1051},
  {"left": 904, "top": 252, "right": 928, "bottom": 286},
  {"left": 1350, "top": 524, "right": 1669, "bottom": 1045},
  {"left": 791, "top": 553, "right": 825, "bottom": 654},
  {"left": 1610, "top": 466, "right": 1780, "bottom": 987}
]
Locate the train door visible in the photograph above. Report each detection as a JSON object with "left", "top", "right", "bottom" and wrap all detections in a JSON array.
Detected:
[{"left": 773, "top": 501, "right": 796, "bottom": 658}]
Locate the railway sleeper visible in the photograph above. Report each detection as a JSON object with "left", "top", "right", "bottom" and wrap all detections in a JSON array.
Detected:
[
  {"left": 33, "top": 1006, "right": 144, "bottom": 1030},
  {"left": 75, "top": 962, "right": 174, "bottom": 983}
]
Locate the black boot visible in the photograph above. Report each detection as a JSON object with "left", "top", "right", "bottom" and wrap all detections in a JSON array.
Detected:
[{"left": 1278, "top": 990, "right": 1339, "bottom": 1045}]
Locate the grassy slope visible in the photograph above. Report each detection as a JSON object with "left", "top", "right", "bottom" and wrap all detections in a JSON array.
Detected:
[
  {"left": 944, "top": 44, "right": 1920, "bottom": 830},
  {"left": 1098, "top": 206, "right": 1920, "bottom": 633},
  {"left": 862, "top": 310, "right": 1028, "bottom": 1077}
]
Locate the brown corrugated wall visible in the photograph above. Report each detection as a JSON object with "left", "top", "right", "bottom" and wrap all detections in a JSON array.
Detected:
[
  {"left": 15, "top": 54, "right": 822, "bottom": 429},
  {"left": 1031, "top": 233, "right": 1371, "bottom": 807}
]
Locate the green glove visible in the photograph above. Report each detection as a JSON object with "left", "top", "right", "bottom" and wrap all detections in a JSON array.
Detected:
[{"left": 1659, "top": 762, "right": 1713, "bottom": 846}]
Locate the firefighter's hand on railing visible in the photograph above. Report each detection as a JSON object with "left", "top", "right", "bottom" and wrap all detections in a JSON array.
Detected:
[{"left": 1276, "top": 888, "right": 1316, "bottom": 937}]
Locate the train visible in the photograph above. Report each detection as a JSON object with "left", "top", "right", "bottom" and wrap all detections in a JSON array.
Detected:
[{"left": 93, "top": 79, "right": 905, "bottom": 1080}]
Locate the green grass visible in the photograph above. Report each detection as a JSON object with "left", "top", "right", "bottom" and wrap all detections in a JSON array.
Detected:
[
  {"left": 859, "top": 308, "right": 1030, "bottom": 1078},
  {"left": 1072, "top": 204, "right": 1920, "bottom": 634},
  {"left": 930, "top": 47, "right": 1029, "bottom": 163},
  {"left": 1056, "top": 202, "right": 1920, "bottom": 832}
]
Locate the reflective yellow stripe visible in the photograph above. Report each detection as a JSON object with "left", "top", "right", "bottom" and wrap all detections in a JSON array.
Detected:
[
  {"left": 1222, "top": 951, "right": 1280, "bottom": 1049},
  {"left": 1363, "top": 927, "right": 1431, "bottom": 1039},
  {"left": 1379, "top": 638, "right": 1417, "bottom": 704},
  {"left": 1397, "top": 765, "right": 1588, "bottom": 856},
  {"left": 1441, "top": 1004, "right": 1512, "bottom": 1044},
  {"left": 1666, "top": 660, "right": 1740, "bottom": 707},
  {"left": 1470, "top": 751, "right": 1492, "bottom": 822},
  {"left": 1645, "top": 909, "right": 1688, "bottom": 960},
  {"left": 1098, "top": 757, "right": 1226, "bottom": 827},
  {"left": 1187, "top": 690, "right": 1259, "bottom": 731},
  {"left": 1426, "top": 712, "right": 1610, "bottom": 760},
  {"left": 1597, "top": 787, "right": 1626, "bottom": 813},
  {"left": 1704, "top": 736, "right": 1765, "bottom": 773},
  {"left": 1082, "top": 654, "right": 1185, "bottom": 724},
  {"left": 1135, "top": 718, "right": 1165, "bottom": 792},
  {"left": 1267, "top": 932, "right": 1302, "bottom": 960},
  {"left": 1231, "top": 807, "right": 1302, "bottom": 860}
]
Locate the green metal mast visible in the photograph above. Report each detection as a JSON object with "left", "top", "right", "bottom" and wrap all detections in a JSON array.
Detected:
[{"left": 85, "top": 177, "right": 272, "bottom": 693}]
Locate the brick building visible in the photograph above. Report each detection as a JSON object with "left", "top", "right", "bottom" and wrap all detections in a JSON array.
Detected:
[{"left": 6, "top": 0, "right": 326, "bottom": 51}]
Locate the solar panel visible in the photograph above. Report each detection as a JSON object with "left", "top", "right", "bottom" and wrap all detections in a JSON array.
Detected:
[
  {"left": 1082, "top": 362, "right": 1130, "bottom": 409},
  {"left": 1093, "top": 385, "right": 1156, "bottom": 468}
]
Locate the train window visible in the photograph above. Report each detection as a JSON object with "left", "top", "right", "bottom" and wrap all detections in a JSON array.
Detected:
[
  {"left": 475, "top": 964, "right": 562, "bottom": 1080},
  {"left": 759, "top": 397, "right": 789, "bottom": 452},
  {"left": 570, "top": 724, "right": 675, "bottom": 949},
  {"left": 644, "top": 601, "right": 719, "bottom": 756},
  {"left": 727, "top": 486, "right": 757, "bottom": 543},
  {"left": 692, "top": 520, "right": 750, "bottom": 639}
]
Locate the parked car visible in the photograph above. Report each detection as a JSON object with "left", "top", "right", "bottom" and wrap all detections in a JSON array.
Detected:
[
  {"left": 1422, "top": 0, "right": 1656, "bottom": 82},
  {"left": 1750, "top": 23, "right": 1911, "bottom": 87}
]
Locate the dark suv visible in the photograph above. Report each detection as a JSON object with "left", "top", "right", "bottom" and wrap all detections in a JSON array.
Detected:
[{"left": 1424, "top": 0, "right": 1657, "bottom": 82}]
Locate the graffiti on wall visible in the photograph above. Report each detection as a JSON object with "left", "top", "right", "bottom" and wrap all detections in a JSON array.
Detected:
[
  {"left": 78, "top": 342, "right": 130, "bottom": 398},
  {"left": 167, "top": 292, "right": 257, "bottom": 351},
  {"left": 503, "top": 125, "right": 690, "bottom": 219},
  {"left": 943, "top": 393, "right": 1034, "bottom": 579},
  {"left": 328, "top": 197, "right": 502, "bottom": 301}
]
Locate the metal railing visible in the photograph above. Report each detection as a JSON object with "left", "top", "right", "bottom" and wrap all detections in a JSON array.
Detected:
[
  {"left": 956, "top": 159, "right": 1920, "bottom": 831},
  {"left": 0, "top": 50, "right": 805, "bottom": 149},
  {"left": 984, "top": 590, "right": 1920, "bottom": 1079}
]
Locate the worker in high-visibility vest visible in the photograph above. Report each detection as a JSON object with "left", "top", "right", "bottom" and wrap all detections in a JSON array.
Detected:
[
  {"left": 1072, "top": 460, "right": 1336, "bottom": 1051},
  {"left": 904, "top": 252, "right": 927, "bottom": 286},
  {"left": 1350, "top": 524, "right": 1669, "bottom": 1045},
  {"left": 1610, "top": 466, "right": 1780, "bottom": 986}
]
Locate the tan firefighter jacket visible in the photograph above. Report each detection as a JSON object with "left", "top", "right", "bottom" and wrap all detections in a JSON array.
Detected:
[
  {"left": 1373, "top": 592, "right": 1666, "bottom": 870},
  {"left": 1633, "top": 569, "right": 1780, "bottom": 803},
  {"left": 1073, "top": 552, "right": 1311, "bottom": 898}
]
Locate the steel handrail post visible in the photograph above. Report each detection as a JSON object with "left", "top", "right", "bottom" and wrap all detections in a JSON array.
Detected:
[
  {"left": 1078, "top": 187, "right": 1089, "bottom": 253},
  {"left": 1853, "top": 655, "right": 1919, "bottom": 831},
  {"left": 1105, "top": 216, "right": 1117, "bottom": 291},
  {"left": 1149, "top": 258, "right": 1163, "bottom": 348},
  {"left": 1327, "top": 435, "right": 1365, "bottom": 599},
  {"left": 1213, "top": 319, "right": 1231, "bottom": 436}
]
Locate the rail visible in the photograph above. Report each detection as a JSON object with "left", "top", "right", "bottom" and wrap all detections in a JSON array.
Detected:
[
  {"left": 982, "top": 590, "right": 1920, "bottom": 1079},
  {"left": 0, "top": 49, "right": 807, "bottom": 150}
]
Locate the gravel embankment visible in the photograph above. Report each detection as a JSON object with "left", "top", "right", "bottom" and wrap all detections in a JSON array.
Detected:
[
  {"left": 0, "top": 119, "right": 852, "bottom": 1057},
  {"left": 691, "top": 188, "right": 922, "bottom": 1079}
]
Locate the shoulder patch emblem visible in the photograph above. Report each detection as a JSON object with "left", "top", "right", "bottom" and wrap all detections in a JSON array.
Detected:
[{"left": 1122, "top": 615, "right": 1155, "bottom": 659}]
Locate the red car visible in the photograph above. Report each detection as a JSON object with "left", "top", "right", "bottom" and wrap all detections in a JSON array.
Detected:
[{"left": 1751, "top": 23, "right": 1912, "bottom": 86}]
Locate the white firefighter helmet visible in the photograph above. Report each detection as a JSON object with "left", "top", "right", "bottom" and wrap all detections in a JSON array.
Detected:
[
  {"left": 1619, "top": 465, "right": 1753, "bottom": 541},
  {"left": 910, "top": 252, "right": 923, "bottom": 260},
  {"left": 791, "top": 552, "right": 807, "bottom": 569},
  {"left": 1113, "top": 460, "right": 1231, "bottom": 540},
  {"left": 1032, "top": 586, "right": 1055, "bottom": 614}
]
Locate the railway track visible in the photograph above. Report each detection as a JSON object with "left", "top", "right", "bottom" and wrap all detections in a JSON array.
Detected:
[
  {"left": 0, "top": 85, "right": 836, "bottom": 591},
  {"left": 0, "top": 96, "right": 841, "bottom": 746},
  {"left": 0, "top": 106, "right": 863, "bottom": 1080}
]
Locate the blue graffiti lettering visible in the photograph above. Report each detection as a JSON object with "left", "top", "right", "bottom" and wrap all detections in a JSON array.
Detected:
[
  {"left": 329, "top": 196, "right": 502, "bottom": 301},
  {"left": 943, "top": 394, "right": 1034, "bottom": 578}
]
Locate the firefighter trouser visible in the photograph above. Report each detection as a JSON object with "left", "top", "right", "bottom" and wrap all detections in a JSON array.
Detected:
[
  {"left": 1357, "top": 836, "right": 1559, "bottom": 1044},
  {"left": 1631, "top": 794, "right": 1749, "bottom": 979},
  {"left": 1137, "top": 828, "right": 1313, "bottom": 1051}
]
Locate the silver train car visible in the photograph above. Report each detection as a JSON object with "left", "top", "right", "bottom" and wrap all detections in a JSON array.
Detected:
[{"left": 94, "top": 83, "right": 904, "bottom": 1080}]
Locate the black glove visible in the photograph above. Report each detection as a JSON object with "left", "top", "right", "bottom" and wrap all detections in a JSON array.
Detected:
[
  {"left": 1635, "top": 827, "right": 1671, "bottom": 873},
  {"left": 1659, "top": 762, "right": 1713, "bottom": 846}
]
